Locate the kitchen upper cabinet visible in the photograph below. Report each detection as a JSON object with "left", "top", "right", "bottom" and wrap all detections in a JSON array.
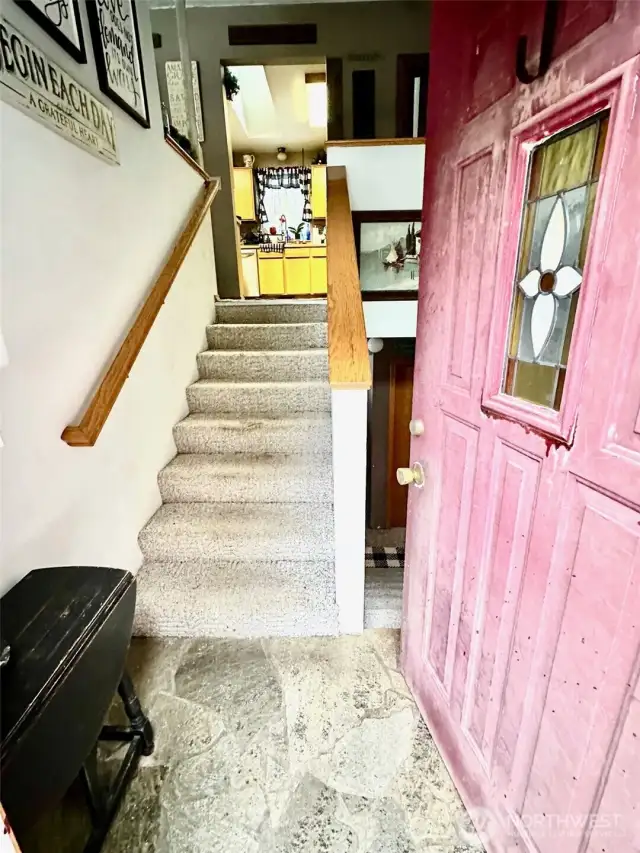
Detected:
[
  {"left": 311, "top": 166, "right": 327, "bottom": 219},
  {"left": 233, "top": 168, "right": 256, "bottom": 221},
  {"left": 310, "top": 248, "right": 327, "bottom": 294},
  {"left": 258, "top": 254, "right": 285, "bottom": 295}
]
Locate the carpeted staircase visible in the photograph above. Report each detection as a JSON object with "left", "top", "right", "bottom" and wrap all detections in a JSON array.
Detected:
[{"left": 134, "top": 299, "right": 338, "bottom": 638}]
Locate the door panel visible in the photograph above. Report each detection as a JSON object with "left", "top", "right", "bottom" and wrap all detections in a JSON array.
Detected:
[
  {"left": 387, "top": 357, "right": 414, "bottom": 528},
  {"left": 552, "top": 0, "right": 616, "bottom": 59},
  {"left": 402, "top": 2, "right": 640, "bottom": 851},
  {"left": 446, "top": 151, "right": 493, "bottom": 396}
]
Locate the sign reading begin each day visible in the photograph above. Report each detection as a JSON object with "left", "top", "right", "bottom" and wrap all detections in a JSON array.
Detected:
[{"left": 0, "top": 18, "right": 118, "bottom": 165}]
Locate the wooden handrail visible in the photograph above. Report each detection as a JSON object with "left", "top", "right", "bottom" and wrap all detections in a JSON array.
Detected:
[
  {"left": 326, "top": 166, "right": 372, "bottom": 390},
  {"left": 326, "top": 137, "right": 425, "bottom": 147},
  {"left": 62, "top": 175, "right": 220, "bottom": 447}
]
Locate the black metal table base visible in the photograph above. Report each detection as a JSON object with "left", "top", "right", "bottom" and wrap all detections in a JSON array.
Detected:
[{"left": 79, "top": 671, "right": 154, "bottom": 853}]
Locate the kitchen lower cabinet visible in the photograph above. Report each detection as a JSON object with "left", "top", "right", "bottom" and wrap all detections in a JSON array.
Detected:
[
  {"left": 310, "top": 249, "right": 327, "bottom": 294},
  {"left": 258, "top": 254, "right": 285, "bottom": 295},
  {"left": 254, "top": 246, "right": 327, "bottom": 296},
  {"left": 285, "top": 257, "right": 312, "bottom": 295}
]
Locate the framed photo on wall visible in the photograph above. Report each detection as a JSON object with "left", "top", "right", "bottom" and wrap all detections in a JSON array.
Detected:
[
  {"left": 86, "top": 0, "right": 150, "bottom": 128},
  {"left": 14, "top": 0, "right": 87, "bottom": 63},
  {"left": 353, "top": 211, "right": 422, "bottom": 299}
]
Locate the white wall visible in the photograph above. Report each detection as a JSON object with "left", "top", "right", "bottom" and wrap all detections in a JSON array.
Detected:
[
  {"left": 326, "top": 142, "right": 425, "bottom": 211},
  {"left": 332, "top": 388, "right": 367, "bottom": 633},
  {"left": 364, "top": 301, "right": 418, "bottom": 338},
  {"left": 0, "top": 4, "right": 216, "bottom": 594},
  {"left": 328, "top": 142, "right": 424, "bottom": 340}
]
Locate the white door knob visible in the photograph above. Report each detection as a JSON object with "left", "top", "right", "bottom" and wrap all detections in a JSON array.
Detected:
[
  {"left": 396, "top": 462, "right": 425, "bottom": 487},
  {"left": 409, "top": 419, "right": 424, "bottom": 436}
]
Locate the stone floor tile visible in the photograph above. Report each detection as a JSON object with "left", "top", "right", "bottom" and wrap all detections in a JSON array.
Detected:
[{"left": 18, "top": 632, "right": 482, "bottom": 853}]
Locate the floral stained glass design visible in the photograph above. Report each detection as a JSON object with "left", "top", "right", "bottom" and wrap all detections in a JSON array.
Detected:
[{"left": 503, "top": 113, "right": 609, "bottom": 410}]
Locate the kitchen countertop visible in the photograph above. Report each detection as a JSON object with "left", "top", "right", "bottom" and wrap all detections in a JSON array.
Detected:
[{"left": 241, "top": 243, "right": 327, "bottom": 250}]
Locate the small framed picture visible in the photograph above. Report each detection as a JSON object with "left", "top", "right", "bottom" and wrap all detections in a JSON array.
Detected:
[
  {"left": 86, "top": 0, "right": 150, "bottom": 128},
  {"left": 353, "top": 211, "right": 422, "bottom": 299},
  {"left": 14, "top": 0, "right": 87, "bottom": 63}
]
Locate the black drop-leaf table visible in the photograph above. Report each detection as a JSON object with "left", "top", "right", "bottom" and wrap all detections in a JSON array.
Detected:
[{"left": 0, "top": 566, "right": 154, "bottom": 852}]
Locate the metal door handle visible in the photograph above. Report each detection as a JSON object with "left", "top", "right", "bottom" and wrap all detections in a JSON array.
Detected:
[{"left": 396, "top": 462, "right": 425, "bottom": 488}]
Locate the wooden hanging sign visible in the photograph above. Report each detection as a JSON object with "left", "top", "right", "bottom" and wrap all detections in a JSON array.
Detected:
[{"left": 0, "top": 18, "right": 119, "bottom": 164}]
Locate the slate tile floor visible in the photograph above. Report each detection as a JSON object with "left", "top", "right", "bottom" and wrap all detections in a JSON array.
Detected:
[{"left": 23, "top": 631, "right": 482, "bottom": 853}]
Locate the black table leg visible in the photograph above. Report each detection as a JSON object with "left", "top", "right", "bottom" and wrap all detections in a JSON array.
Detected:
[
  {"left": 79, "top": 669, "right": 154, "bottom": 853},
  {"left": 118, "top": 671, "right": 155, "bottom": 756},
  {"left": 80, "top": 745, "right": 107, "bottom": 827}
]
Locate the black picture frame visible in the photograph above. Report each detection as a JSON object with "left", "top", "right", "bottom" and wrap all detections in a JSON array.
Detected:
[
  {"left": 352, "top": 210, "right": 422, "bottom": 301},
  {"left": 86, "top": 0, "right": 150, "bottom": 129},
  {"left": 14, "top": 0, "right": 87, "bottom": 64}
]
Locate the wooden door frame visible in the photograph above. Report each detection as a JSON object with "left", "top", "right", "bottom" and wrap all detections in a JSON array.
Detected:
[{"left": 385, "top": 349, "right": 415, "bottom": 528}]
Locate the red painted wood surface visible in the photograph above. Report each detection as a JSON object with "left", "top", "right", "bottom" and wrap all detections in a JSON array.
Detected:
[{"left": 402, "top": 2, "right": 640, "bottom": 851}]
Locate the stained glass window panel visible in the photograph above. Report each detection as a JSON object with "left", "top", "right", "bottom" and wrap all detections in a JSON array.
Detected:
[{"left": 502, "top": 113, "right": 609, "bottom": 410}]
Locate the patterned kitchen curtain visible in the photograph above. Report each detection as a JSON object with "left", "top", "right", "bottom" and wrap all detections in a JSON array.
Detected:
[{"left": 256, "top": 167, "right": 312, "bottom": 224}]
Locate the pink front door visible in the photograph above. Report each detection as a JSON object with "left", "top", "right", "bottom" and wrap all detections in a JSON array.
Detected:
[{"left": 402, "top": 2, "right": 640, "bottom": 851}]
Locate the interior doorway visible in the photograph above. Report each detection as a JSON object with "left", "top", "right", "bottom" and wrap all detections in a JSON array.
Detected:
[
  {"left": 223, "top": 60, "right": 328, "bottom": 299},
  {"left": 365, "top": 337, "right": 415, "bottom": 628}
]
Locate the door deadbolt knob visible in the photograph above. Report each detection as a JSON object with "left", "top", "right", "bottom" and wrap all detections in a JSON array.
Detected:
[{"left": 396, "top": 462, "right": 425, "bottom": 487}]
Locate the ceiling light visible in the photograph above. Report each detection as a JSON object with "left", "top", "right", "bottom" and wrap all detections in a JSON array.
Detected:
[{"left": 276, "top": 147, "right": 288, "bottom": 162}]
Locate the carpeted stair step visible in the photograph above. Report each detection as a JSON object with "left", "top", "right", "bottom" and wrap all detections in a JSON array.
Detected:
[
  {"left": 216, "top": 299, "right": 327, "bottom": 325},
  {"left": 197, "top": 349, "right": 328, "bottom": 382},
  {"left": 173, "top": 413, "right": 333, "bottom": 455},
  {"left": 207, "top": 322, "right": 327, "bottom": 351},
  {"left": 138, "top": 502, "right": 334, "bottom": 563},
  {"left": 158, "top": 452, "right": 333, "bottom": 503},
  {"left": 186, "top": 380, "right": 331, "bottom": 415},
  {"left": 133, "top": 558, "right": 338, "bottom": 638},
  {"left": 364, "top": 567, "right": 404, "bottom": 629}
]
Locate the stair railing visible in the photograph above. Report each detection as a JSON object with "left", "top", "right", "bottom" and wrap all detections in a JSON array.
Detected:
[
  {"left": 326, "top": 165, "right": 371, "bottom": 633},
  {"left": 326, "top": 165, "right": 371, "bottom": 390},
  {"left": 62, "top": 163, "right": 220, "bottom": 447}
]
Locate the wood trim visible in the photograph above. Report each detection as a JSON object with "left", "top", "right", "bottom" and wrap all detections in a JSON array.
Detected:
[
  {"left": 1, "top": 806, "right": 22, "bottom": 852},
  {"left": 326, "top": 166, "right": 371, "bottom": 390},
  {"left": 326, "top": 57, "right": 344, "bottom": 141},
  {"left": 386, "top": 357, "right": 399, "bottom": 527},
  {"left": 165, "top": 135, "right": 209, "bottom": 181},
  {"left": 326, "top": 137, "right": 425, "bottom": 148},
  {"left": 305, "top": 71, "right": 326, "bottom": 84},
  {"left": 62, "top": 176, "right": 220, "bottom": 447}
]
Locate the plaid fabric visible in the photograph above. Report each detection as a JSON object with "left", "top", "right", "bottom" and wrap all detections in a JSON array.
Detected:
[
  {"left": 365, "top": 547, "right": 405, "bottom": 570},
  {"left": 256, "top": 167, "right": 312, "bottom": 224}
]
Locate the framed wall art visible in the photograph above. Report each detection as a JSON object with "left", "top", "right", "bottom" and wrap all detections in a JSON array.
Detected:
[
  {"left": 353, "top": 211, "right": 421, "bottom": 299},
  {"left": 14, "top": 0, "right": 87, "bottom": 63},
  {"left": 165, "top": 60, "right": 204, "bottom": 142},
  {"left": 86, "top": 0, "right": 149, "bottom": 128}
]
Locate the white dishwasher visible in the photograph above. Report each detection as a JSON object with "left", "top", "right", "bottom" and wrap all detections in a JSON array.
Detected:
[{"left": 241, "top": 249, "right": 260, "bottom": 298}]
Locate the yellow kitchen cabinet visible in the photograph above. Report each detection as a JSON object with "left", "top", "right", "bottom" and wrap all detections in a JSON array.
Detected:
[
  {"left": 310, "top": 249, "right": 327, "bottom": 294},
  {"left": 311, "top": 165, "right": 327, "bottom": 219},
  {"left": 233, "top": 167, "right": 256, "bottom": 221},
  {"left": 284, "top": 256, "right": 312, "bottom": 295},
  {"left": 258, "top": 254, "right": 285, "bottom": 295}
]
